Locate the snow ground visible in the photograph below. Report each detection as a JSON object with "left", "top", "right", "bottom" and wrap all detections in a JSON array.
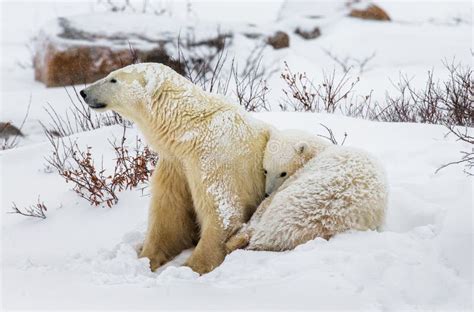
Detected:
[
  {"left": 1, "top": 113, "right": 473, "bottom": 310},
  {"left": 1, "top": 0, "right": 473, "bottom": 310}
]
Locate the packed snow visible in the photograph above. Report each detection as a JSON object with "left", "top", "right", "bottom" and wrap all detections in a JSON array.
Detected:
[{"left": 1, "top": 0, "right": 472, "bottom": 310}]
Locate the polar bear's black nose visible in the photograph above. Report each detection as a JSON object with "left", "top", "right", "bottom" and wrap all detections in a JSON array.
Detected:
[
  {"left": 80, "top": 89, "right": 87, "bottom": 99},
  {"left": 264, "top": 193, "right": 269, "bottom": 198}
]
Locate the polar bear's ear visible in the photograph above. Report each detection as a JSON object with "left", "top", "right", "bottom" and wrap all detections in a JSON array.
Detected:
[{"left": 295, "top": 141, "right": 308, "bottom": 155}]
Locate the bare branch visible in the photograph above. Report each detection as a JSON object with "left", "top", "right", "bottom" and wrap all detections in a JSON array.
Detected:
[
  {"left": 9, "top": 197, "right": 47, "bottom": 219},
  {"left": 323, "top": 49, "right": 376, "bottom": 74},
  {"left": 317, "top": 123, "right": 348, "bottom": 146},
  {"left": 44, "top": 123, "right": 158, "bottom": 207}
]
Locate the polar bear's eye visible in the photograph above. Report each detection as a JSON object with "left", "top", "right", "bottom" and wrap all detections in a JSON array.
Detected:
[
  {"left": 110, "top": 78, "right": 117, "bottom": 83},
  {"left": 263, "top": 169, "right": 267, "bottom": 175},
  {"left": 280, "top": 172, "right": 287, "bottom": 177}
]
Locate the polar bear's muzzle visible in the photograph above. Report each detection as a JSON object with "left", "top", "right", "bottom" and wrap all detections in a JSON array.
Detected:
[{"left": 80, "top": 89, "right": 107, "bottom": 110}]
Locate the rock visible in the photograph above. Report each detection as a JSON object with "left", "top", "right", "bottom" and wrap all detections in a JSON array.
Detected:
[
  {"left": 33, "top": 14, "right": 232, "bottom": 87},
  {"left": 349, "top": 4, "right": 391, "bottom": 21},
  {"left": 0, "top": 122, "right": 23, "bottom": 139},
  {"left": 295, "top": 27, "right": 321, "bottom": 40},
  {"left": 34, "top": 43, "right": 137, "bottom": 87},
  {"left": 267, "top": 31, "right": 290, "bottom": 49}
]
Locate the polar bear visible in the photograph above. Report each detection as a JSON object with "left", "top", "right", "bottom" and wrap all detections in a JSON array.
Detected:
[
  {"left": 262, "top": 129, "right": 330, "bottom": 196},
  {"left": 226, "top": 129, "right": 388, "bottom": 252},
  {"left": 80, "top": 63, "right": 269, "bottom": 274}
]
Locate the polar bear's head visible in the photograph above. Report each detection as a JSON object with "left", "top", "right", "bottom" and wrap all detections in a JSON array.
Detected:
[
  {"left": 263, "top": 129, "right": 330, "bottom": 196},
  {"left": 80, "top": 63, "right": 174, "bottom": 121}
]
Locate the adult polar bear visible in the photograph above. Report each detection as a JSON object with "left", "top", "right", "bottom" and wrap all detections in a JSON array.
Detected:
[{"left": 81, "top": 63, "right": 269, "bottom": 274}]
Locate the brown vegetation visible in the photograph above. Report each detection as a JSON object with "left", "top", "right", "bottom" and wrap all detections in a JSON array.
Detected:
[{"left": 45, "top": 125, "right": 158, "bottom": 207}]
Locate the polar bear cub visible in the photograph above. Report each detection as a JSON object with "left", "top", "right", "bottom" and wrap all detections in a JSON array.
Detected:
[
  {"left": 226, "top": 128, "right": 388, "bottom": 252},
  {"left": 262, "top": 129, "right": 330, "bottom": 197}
]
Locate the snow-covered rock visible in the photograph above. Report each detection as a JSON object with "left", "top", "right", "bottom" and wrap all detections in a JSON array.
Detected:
[{"left": 33, "top": 14, "right": 232, "bottom": 87}]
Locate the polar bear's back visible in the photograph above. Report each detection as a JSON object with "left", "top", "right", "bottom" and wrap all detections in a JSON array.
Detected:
[{"left": 248, "top": 146, "right": 388, "bottom": 251}]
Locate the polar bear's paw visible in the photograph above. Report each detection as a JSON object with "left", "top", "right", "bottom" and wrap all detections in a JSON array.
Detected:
[
  {"left": 184, "top": 248, "right": 226, "bottom": 275},
  {"left": 225, "top": 232, "right": 251, "bottom": 253},
  {"left": 139, "top": 250, "right": 169, "bottom": 272}
]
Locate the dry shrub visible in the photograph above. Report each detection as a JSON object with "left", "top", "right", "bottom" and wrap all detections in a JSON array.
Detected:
[
  {"left": 40, "top": 84, "right": 147, "bottom": 208},
  {"left": 1, "top": 97, "right": 31, "bottom": 150},
  {"left": 230, "top": 45, "right": 272, "bottom": 112},
  {"left": 178, "top": 40, "right": 272, "bottom": 112},
  {"left": 323, "top": 49, "right": 376, "bottom": 74},
  {"left": 41, "top": 86, "right": 128, "bottom": 138},
  {"left": 281, "top": 59, "right": 472, "bottom": 175},
  {"left": 1, "top": 123, "right": 24, "bottom": 150},
  {"left": 378, "top": 60, "right": 473, "bottom": 174},
  {"left": 436, "top": 126, "right": 473, "bottom": 175},
  {"left": 280, "top": 62, "right": 360, "bottom": 113},
  {"left": 379, "top": 61, "right": 472, "bottom": 126},
  {"left": 280, "top": 60, "right": 472, "bottom": 127},
  {"left": 10, "top": 197, "right": 47, "bottom": 219},
  {"left": 178, "top": 35, "right": 231, "bottom": 94},
  {"left": 97, "top": 0, "right": 167, "bottom": 15},
  {"left": 46, "top": 125, "right": 158, "bottom": 207}
]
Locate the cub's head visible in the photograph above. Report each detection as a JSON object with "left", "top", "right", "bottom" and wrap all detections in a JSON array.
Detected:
[
  {"left": 79, "top": 63, "right": 170, "bottom": 120},
  {"left": 263, "top": 129, "right": 329, "bottom": 196}
]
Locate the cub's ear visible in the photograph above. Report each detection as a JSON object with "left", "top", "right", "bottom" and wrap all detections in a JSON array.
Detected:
[{"left": 295, "top": 141, "right": 308, "bottom": 154}]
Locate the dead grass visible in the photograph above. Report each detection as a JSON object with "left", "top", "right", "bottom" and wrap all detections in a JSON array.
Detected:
[{"left": 40, "top": 86, "right": 128, "bottom": 139}]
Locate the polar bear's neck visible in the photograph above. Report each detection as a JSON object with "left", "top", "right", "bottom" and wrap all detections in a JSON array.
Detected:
[{"left": 131, "top": 78, "right": 230, "bottom": 159}]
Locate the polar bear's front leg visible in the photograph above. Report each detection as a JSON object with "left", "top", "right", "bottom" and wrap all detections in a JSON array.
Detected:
[
  {"left": 184, "top": 217, "right": 228, "bottom": 274},
  {"left": 224, "top": 192, "right": 275, "bottom": 253},
  {"left": 139, "top": 158, "right": 197, "bottom": 271},
  {"left": 183, "top": 182, "right": 242, "bottom": 274}
]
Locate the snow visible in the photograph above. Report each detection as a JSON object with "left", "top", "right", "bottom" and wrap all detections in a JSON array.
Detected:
[
  {"left": 1, "top": 0, "right": 472, "bottom": 310},
  {"left": 2, "top": 114, "right": 472, "bottom": 310},
  {"left": 207, "top": 182, "right": 237, "bottom": 230},
  {"left": 38, "top": 12, "right": 236, "bottom": 52}
]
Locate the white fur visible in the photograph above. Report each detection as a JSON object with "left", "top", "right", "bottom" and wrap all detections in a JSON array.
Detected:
[
  {"left": 263, "top": 128, "right": 330, "bottom": 195},
  {"left": 234, "top": 131, "right": 388, "bottom": 251}
]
